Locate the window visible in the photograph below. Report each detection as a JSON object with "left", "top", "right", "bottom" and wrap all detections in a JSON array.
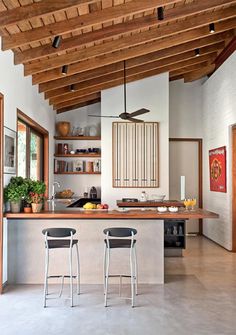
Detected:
[
  {"left": 17, "top": 110, "right": 49, "bottom": 194},
  {"left": 17, "top": 119, "right": 44, "bottom": 180}
]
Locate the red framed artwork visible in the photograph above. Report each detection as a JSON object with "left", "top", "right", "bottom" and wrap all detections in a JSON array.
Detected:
[{"left": 209, "top": 146, "right": 227, "bottom": 193}]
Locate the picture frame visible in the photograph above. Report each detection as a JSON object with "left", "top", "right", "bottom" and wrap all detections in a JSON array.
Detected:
[
  {"left": 209, "top": 146, "right": 227, "bottom": 193},
  {"left": 4, "top": 126, "right": 16, "bottom": 174}
]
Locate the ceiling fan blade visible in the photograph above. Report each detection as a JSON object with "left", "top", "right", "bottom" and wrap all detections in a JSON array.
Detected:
[
  {"left": 88, "top": 115, "right": 119, "bottom": 118},
  {"left": 127, "top": 117, "right": 144, "bottom": 123},
  {"left": 129, "top": 108, "right": 150, "bottom": 117}
]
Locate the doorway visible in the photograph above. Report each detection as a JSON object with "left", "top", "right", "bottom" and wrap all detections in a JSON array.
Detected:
[
  {"left": 169, "top": 138, "right": 203, "bottom": 234},
  {"left": 0, "top": 94, "right": 3, "bottom": 293}
]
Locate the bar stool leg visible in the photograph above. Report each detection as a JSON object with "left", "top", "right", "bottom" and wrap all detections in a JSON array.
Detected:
[
  {"left": 130, "top": 247, "right": 135, "bottom": 308},
  {"left": 104, "top": 247, "right": 110, "bottom": 307},
  {"left": 69, "top": 246, "right": 73, "bottom": 307},
  {"left": 75, "top": 244, "right": 80, "bottom": 295},
  {"left": 43, "top": 248, "right": 49, "bottom": 308},
  {"left": 133, "top": 244, "right": 138, "bottom": 295},
  {"left": 103, "top": 244, "right": 107, "bottom": 295}
]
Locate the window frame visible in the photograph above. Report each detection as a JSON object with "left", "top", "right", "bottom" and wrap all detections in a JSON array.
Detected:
[{"left": 17, "top": 109, "right": 49, "bottom": 197}]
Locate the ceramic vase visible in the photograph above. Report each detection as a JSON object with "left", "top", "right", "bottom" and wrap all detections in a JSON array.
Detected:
[{"left": 56, "top": 122, "right": 70, "bottom": 137}]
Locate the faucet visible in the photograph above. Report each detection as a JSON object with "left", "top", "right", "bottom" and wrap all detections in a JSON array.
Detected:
[{"left": 52, "top": 181, "right": 61, "bottom": 200}]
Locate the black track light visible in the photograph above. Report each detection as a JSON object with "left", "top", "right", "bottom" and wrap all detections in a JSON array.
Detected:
[
  {"left": 157, "top": 7, "right": 164, "bottom": 20},
  {"left": 61, "top": 65, "right": 68, "bottom": 75},
  {"left": 52, "top": 35, "right": 61, "bottom": 48},
  {"left": 209, "top": 23, "right": 215, "bottom": 33},
  {"left": 195, "top": 48, "right": 200, "bottom": 57},
  {"left": 70, "top": 84, "right": 75, "bottom": 92}
]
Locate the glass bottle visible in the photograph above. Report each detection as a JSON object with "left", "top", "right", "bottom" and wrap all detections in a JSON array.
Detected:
[{"left": 140, "top": 191, "right": 148, "bottom": 202}]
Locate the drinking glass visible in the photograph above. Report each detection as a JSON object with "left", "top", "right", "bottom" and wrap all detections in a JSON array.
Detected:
[
  {"left": 191, "top": 198, "right": 197, "bottom": 211},
  {"left": 183, "top": 199, "right": 189, "bottom": 211}
]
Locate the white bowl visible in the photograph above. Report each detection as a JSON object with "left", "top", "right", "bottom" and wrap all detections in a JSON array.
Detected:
[
  {"left": 152, "top": 194, "right": 166, "bottom": 202},
  {"left": 157, "top": 206, "right": 167, "bottom": 212},
  {"left": 168, "top": 206, "right": 179, "bottom": 213}
]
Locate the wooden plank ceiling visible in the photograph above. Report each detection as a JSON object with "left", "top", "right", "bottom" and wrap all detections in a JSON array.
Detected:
[{"left": 0, "top": 0, "right": 236, "bottom": 113}]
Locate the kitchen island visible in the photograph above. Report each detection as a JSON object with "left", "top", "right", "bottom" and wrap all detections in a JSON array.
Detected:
[{"left": 5, "top": 206, "right": 218, "bottom": 286}]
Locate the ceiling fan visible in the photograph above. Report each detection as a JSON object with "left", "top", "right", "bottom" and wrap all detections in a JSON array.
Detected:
[{"left": 88, "top": 60, "right": 150, "bottom": 122}]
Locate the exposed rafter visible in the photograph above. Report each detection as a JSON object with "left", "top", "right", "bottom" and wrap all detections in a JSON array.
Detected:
[
  {"left": 2, "top": 0, "right": 180, "bottom": 50},
  {"left": 14, "top": 0, "right": 235, "bottom": 65},
  {"left": 24, "top": 6, "right": 236, "bottom": 76},
  {"left": 0, "top": 0, "right": 235, "bottom": 112}
]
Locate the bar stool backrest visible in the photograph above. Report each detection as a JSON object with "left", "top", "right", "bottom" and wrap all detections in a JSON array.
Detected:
[
  {"left": 103, "top": 227, "right": 137, "bottom": 237},
  {"left": 42, "top": 228, "right": 76, "bottom": 238}
]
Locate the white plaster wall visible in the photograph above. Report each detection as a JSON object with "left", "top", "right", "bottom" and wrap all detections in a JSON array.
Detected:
[
  {"left": 101, "top": 73, "right": 169, "bottom": 207},
  {"left": 169, "top": 79, "right": 203, "bottom": 138},
  {"left": 0, "top": 36, "right": 55, "bottom": 283},
  {"left": 56, "top": 103, "right": 101, "bottom": 197},
  {"left": 202, "top": 52, "right": 236, "bottom": 250}
]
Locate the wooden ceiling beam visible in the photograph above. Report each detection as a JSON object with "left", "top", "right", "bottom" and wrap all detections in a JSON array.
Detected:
[
  {"left": 0, "top": 1, "right": 98, "bottom": 29},
  {"left": 38, "top": 39, "right": 226, "bottom": 92},
  {"left": 51, "top": 55, "right": 216, "bottom": 108},
  {"left": 55, "top": 93, "right": 101, "bottom": 110},
  {"left": 214, "top": 36, "right": 236, "bottom": 70},
  {"left": 24, "top": 6, "right": 236, "bottom": 76},
  {"left": 32, "top": 27, "right": 235, "bottom": 85},
  {"left": 2, "top": 0, "right": 180, "bottom": 50},
  {"left": 57, "top": 98, "right": 101, "bottom": 114},
  {"left": 184, "top": 64, "right": 216, "bottom": 82},
  {"left": 170, "top": 62, "right": 213, "bottom": 77},
  {"left": 14, "top": 0, "right": 235, "bottom": 65},
  {"left": 169, "top": 75, "right": 184, "bottom": 82},
  {"left": 45, "top": 51, "right": 219, "bottom": 100}
]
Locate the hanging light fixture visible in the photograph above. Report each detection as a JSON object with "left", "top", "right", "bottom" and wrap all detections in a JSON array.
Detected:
[
  {"left": 209, "top": 23, "right": 215, "bottom": 33},
  {"left": 157, "top": 7, "right": 164, "bottom": 20},
  {"left": 70, "top": 84, "right": 75, "bottom": 92},
  {"left": 195, "top": 48, "right": 200, "bottom": 57},
  {"left": 52, "top": 35, "right": 61, "bottom": 48},
  {"left": 61, "top": 65, "right": 68, "bottom": 75}
]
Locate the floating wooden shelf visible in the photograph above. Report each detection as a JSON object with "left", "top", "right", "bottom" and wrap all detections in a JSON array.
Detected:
[
  {"left": 55, "top": 154, "right": 101, "bottom": 158},
  {"left": 54, "top": 136, "right": 101, "bottom": 140},
  {"left": 54, "top": 172, "right": 101, "bottom": 175}
]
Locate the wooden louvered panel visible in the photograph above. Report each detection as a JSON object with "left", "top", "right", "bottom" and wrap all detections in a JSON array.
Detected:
[{"left": 113, "top": 122, "right": 159, "bottom": 188}]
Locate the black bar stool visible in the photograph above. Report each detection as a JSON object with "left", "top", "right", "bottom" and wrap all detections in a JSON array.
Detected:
[
  {"left": 42, "top": 228, "right": 80, "bottom": 307},
  {"left": 103, "top": 227, "right": 138, "bottom": 307}
]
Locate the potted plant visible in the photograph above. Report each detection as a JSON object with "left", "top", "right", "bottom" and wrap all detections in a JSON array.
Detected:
[
  {"left": 23, "top": 179, "right": 33, "bottom": 213},
  {"left": 30, "top": 180, "right": 46, "bottom": 213},
  {"left": 4, "top": 176, "right": 27, "bottom": 213}
]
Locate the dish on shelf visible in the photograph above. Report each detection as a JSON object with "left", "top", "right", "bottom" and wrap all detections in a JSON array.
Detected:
[
  {"left": 157, "top": 206, "right": 167, "bottom": 212},
  {"left": 116, "top": 208, "right": 130, "bottom": 212},
  {"left": 55, "top": 189, "right": 74, "bottom": 199},
  {"left": 168, "top": 206, "right": 179, "bottom": 213},
  {"left": 151, "top": 194, "right": 166, "bottom": 202},
  {"left": 80, "top": 208, "right": 108, "bottom": 211}
]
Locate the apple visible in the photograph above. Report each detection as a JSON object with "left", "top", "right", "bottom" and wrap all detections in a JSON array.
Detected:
[
  {"left": 96, "top": 204, "right": 103, "bottom": 209},
  {"left": 103, "top": 204, "right": 109, "bottom": 209}
]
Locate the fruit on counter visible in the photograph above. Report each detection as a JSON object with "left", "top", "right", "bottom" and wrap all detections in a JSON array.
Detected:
[
  {"left": 96, "top": 203, "right": 109, "bottom": 209},
  {"left": 83, "top": 202, "right": 97, "bottom": 209}
]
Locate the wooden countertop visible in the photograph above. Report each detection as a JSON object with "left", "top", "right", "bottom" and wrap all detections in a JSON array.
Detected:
[
  {"left": 5, "top": 208, "right": 219, "bottom": 220},
  {"left": 117, "top": 200, "right": 184, "bottom": 207}
]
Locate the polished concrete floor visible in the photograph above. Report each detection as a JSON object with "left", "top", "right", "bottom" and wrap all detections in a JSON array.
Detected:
[{"left": 1, "top": 236, "right": 236, "bottom": 335}]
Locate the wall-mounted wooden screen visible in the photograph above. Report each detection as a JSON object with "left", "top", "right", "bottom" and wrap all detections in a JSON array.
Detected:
[{"left": 113, "top": 122, "right": 159, "bottom": 188}]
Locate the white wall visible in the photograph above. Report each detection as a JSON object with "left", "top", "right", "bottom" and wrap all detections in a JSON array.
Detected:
[
  {"left": 202, "top": 52, "right": 236, "bottom": 250},
  {"left": 169, "top": 79, "right": 203, "bottom": 138},
  {"left": 0, "top": 36, "right": 55, "bottom": 283},
  {"left": 101, "top": 73, "right": 169, "bottom": 207},
  {"left": 56, "top": 103, "right": 101, "bottom": 197}
]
